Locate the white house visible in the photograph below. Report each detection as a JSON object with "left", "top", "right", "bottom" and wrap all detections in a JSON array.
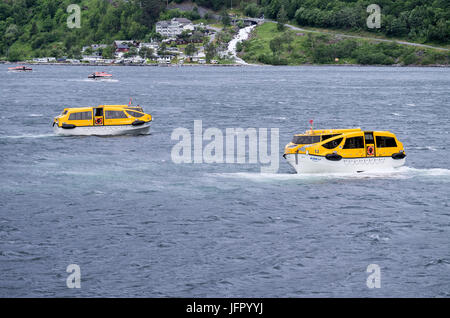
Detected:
[
  {"left": 33, "top": 57, "right": 56, "bottom": 63},
  {"left": 139, "top": 42, "right": 159, "bottom": 57},
  {"left": 92, "top": 44, "right": 108, "bottom": 51},
  {"left": 156, "top": 18, "right": 194, "bottom": 37},
  {"left": 157, "top": 55, "right": 174, "bottom": 64},
  {"left": 191, "top": 51, "right": 206, "bottom": 62},
  {"left": 139, "top": 42, "right": 159, "bottom": 51},
  {"left": 81, "top": 55, "right": 102, "bottom": 63},
  {"left": 66, "top": 59, "right": 81, "bottom": 64}
]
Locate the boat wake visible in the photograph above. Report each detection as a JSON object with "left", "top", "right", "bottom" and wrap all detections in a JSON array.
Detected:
[
  {"left": 0, "top": 133, "right": 56, "bottom": 139},
  {"left": 409, "top": 146, "right": 440, "bottom": 151},
  {"left": 211, "top": 166, "right": 450, "bottom": 182},
  {"left": 71, "top": 79, "right": 119, "bottom": 83}
]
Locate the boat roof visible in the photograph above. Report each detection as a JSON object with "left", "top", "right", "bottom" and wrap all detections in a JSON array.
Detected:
[
  {"left": 294, "top": 128, "right": 361, "bottom": 136},
  {"left": 294, "top": 128, "right": 397, "bottom": 138},
  {"left": 62, "top": 105, "right": 143, "bottom": 111}
]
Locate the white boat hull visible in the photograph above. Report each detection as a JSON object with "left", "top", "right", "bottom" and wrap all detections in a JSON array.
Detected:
[
  {"left": 53, "top": 123, "right": 151, "bottom": 136},
  {"left": 285, "top": 154, "right": 405, "bottom": 174}
]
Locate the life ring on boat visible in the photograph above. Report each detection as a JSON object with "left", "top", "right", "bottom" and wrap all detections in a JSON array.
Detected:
[
  {"left": 95, "top": 117, "right": 103, "bottom": 125},
  {"left": 367, "top": 145, "right": 375, "bottom": 156}
]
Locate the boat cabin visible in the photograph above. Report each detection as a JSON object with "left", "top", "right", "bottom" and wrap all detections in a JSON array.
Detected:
[
  {"left": 54, "top": 105, "right": 151, "bottom": 128},
  {"left": 285, "top": 128, "right": 404, "bottom": 158}
]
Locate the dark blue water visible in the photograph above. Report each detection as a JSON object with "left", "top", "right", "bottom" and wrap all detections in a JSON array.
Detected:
[{"left": 0, "top": 65, "right": 449, "bottom": 297}]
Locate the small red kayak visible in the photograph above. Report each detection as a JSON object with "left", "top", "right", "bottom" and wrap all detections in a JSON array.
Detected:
[
  {"left": 88, "top": 72, "right": 112, "bottom": 79},
  {"left": 8, "top": 66, "right": 32, "bottom": 71}
]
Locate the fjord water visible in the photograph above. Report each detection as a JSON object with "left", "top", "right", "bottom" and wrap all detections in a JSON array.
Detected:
[{"left": 0, "top": 65, "right": 449, "bottom": 297}]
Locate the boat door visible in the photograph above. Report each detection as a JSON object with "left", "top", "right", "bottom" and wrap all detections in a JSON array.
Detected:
[
  {"left": 364, "top": 131, "right": 376, "bottom": 157},
  {"left": 94, "top": 107, "right": 104, "bottom": 126}
]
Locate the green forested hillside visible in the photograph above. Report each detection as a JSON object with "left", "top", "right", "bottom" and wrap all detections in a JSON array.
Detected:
[
  {"left": 0, "top": 0, "right": 448, "bottom": 61},
  {"left": 170, "top": 0, "right": 449, "bottom": 44},
  {"left": 243, "top": 0, "right": 449, "bottom": 44},
  {"left": 240, "top": 22, "right": 449, "bottom": 66},
  {"left": 0, "top": 0, "right": 165, "bottom": 60}
]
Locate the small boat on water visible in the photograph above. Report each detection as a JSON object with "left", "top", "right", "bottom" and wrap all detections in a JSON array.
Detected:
[
  {"left": 283, "top": 126, "right": 406, "bottom": 173},
  {"left": 53, "top": 104, "right": 152, "bottom": 136},
  {"left": 8, "top": 66, "right": 32, "bottom": 71},
  {"left": 88, "top": 71, "right": 112, "bottom": 79}
]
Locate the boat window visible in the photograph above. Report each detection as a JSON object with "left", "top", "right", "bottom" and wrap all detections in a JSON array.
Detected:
[
  {"left": 105, "top": 110, "right": 128, "bottom": 119},
  {"left": 61, "top": 110, "right": 68, "bottom": 116},
  {"left": 95, "top": 108, "right": 103, "bottom": 117},
  {"left": 126, "top": 110, "right": 145, "bottom": 118},
  {"left": 364, "top": 132, "right": 374, "bottom": 143},
  {"left": 69, "top": 111, "right": 92, "bottom": 121},
  {"left": 376, "top": 136, "right": 397, "bottom": 148},
  {"left": 343, "top": 136, "right": 364, "bottom": 149},
  {"left": 322, "top": 137, "right": 343, "bottom": 149},
  {"left": 292, "top": 135, "right": 321, "bottom": 144},
  {"left": 321, "top": 134, "right": 340, "bottom": 141}
]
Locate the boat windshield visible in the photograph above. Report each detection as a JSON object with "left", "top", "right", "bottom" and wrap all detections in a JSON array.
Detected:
[
  {"left": 128, "top": 107, "right": 144, "bottom": 112},
  {"left": 321, "top": 134, "right": 340, "bottom": 141},
  {"left": 126, "top": 110, "right": 145, "bottom": 118},
  {"left": 292, "top": 135, "right": 321, "bottom": 144}
]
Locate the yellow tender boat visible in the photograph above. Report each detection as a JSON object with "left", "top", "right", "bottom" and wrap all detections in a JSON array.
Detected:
[
  {"left": 53, "top": 105, "right": 152, "bottom": 136},
  {"left": 283, "top": 128, "right": 406, "bottom": 173}
]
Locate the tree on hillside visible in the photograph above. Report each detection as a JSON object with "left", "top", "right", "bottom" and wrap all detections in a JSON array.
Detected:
[
  {"left": 277, "top": 5, "right": 287, "bottom": 31},
  {"left": 269, "top": 36, "right": 283, "bottom": 54},
  {"left": 138, "top": 0, "right": 165, "bottom": 28},
  {"left": 102, "top": 46, "right": 116, "bottom": 59},
  {"left": 185, "top": 43, "right": 197, "bottom": 58},
  {"left": 204, "top": 42, "right": 217, "bottom": 62},
  {"left": 158, "top": 42, "right": 168, "bottom": 56},
  {"left": 244, "top": 3, "right": 260, "bottom": 18},
  {"left": 124, "top": 47, "right": 138, "bottom": 58},
  {"left": 139, "top": 47, "right": 154, "bottom": 59},
  {"left": 221, "top": 11, "right": 230, "bottom": 26}
]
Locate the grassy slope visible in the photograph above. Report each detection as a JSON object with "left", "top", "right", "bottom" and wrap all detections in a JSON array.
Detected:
[
  {"left": 241, "top": 23, "right": 450, "bottom": 66},
  {"left": 284, "top": 22, "right": 450, "bottom": 51}
]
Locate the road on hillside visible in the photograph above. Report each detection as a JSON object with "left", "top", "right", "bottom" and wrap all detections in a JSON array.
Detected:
[{"left": 263, "top": 20, "right": 449, "bottom": 51}]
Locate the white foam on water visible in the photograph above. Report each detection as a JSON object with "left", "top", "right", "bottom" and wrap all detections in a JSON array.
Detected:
[
  {"left": 93, "top": 78, "right": 119, "bottom": 83},
  {"left": 1, "top": 133, "right": 55, "bottom": 139},
  {"left": 29, "top": 114, "right": 43, "bottom": 117},
  {"left": 70, "top": 79, "right": 119, "bottom": 83},
  {"left": 211, "top": 166, "right": 450, "bottom": 182},
  {"left": 400, "top": 166, "right": 450, "bottom": 177},
  {"left": 409, "top": 146, "right": 439, "bottom": 151}
]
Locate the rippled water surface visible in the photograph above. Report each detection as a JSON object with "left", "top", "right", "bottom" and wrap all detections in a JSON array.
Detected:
[{"left": 0, "top": 65, "right": 449, "bottom": 297}]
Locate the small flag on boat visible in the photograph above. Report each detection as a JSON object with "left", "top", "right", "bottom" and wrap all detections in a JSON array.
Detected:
[{"left": 129, "top": 98, "right": 132, "bottom": 105}]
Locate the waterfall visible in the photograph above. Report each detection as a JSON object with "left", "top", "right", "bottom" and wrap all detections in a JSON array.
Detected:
[{"left": 227, "top": 25, "right": 256, "bottom": 65}]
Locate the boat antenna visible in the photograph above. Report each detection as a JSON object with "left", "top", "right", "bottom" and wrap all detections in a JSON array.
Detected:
[{"left": 309, "top": 119, "right": 314, "bottom": 134}]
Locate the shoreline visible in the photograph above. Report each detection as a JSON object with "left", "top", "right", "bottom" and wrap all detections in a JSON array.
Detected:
[
  {"left": 1, "top": 61, "right": 448, "bottom": 67},
  {"left": 0, "top": 61, "right": 246, "bottom": 67}
]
